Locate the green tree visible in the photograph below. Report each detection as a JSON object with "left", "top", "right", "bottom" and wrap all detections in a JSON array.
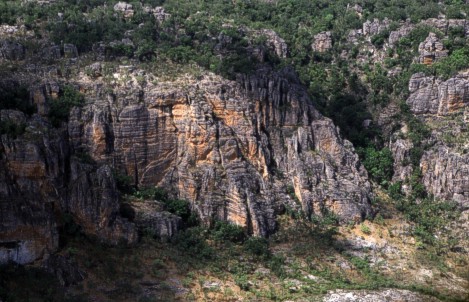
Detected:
[
  {"left": 361, "top": 147, "right": 394, "bottom": 187},
  {"left": 48, "top": 85, "right": 85, "bottom": 127}
]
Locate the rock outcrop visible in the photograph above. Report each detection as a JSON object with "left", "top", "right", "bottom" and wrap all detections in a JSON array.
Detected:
[
  {"left": 43, "top": 254, "right": 85, "bottom": 286},
  {"left": 312, "top": 31, "right": 332, "bottom": 52},
  {"left": 131, "top": 201, "right": 182, "bottom": 241},
  {"left": 346, "top": 18, "right": 390, "bottom": 44},
  {"left": 113, "top": 1, "right": 134, "bottom": 18},
  {"left": 148, "top": 6, "right": 171, "bottom": 23},
  {"left": 258, "top": 29, "right": 288, "bottom": 58},
  {"left": 392, "top": 71, "right": 469, "bottom": 209},
  {"left": 68, "top": 67, "right": 372, "bottom": 236},
  {"left": 362, "top": 18, "right": 390, "bottom": 37},
  {"left": 323, "top": 289, "right": 441, "bottom": 302},
  {"left": 63, "top": 44, "right": 78, "bottom": 58},
  {"left": 421, "top": 147, "right": 469, "bottom": 208},
  {"left": 0, "top": 40, "right": 25, "bottom": 61},
  {"left": 0, "top": 64, "right": 372, "bottom": 263},
  {"left": 417, "top": 32, "right": 448, "bottom": 65},
  {"left": 388, "top": 18, "right": 469, "bottom": 48},
  {"left": 407, "top": 72, "right": 469, "bottom": 116}
]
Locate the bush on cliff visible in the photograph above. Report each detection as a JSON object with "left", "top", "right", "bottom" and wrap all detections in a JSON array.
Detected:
[{"left": 48, "top": 85, "right": 85, "bottom": 127}]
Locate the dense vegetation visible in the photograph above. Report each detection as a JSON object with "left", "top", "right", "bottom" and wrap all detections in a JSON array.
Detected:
[{"left": 0, "top": 82, "right": 34, "bottom": 115}]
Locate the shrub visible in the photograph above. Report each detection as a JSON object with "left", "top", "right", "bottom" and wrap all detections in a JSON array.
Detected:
[
  {"left": 360, "top": 147, "right": 394, "bottom": 187},
  {"left": 48, "top": 85, "right": 85, "bottom": 127},
  {"left": 397, "top": 197, "right": 459, "bottom": 245},
  {"left": 388, "top": 182, "right": 403, "bottom": 200},
  {"left": 243, "top": 237, "right": 270, "bottom": 257},
  {"left": 131, "top": 186, "right": 193, "bottom": 222},
  {"left": 433, "top": 47, "right": 469, "bottom": 79},
  {"left": 371, "top": 30, "right": 389, "bottom": 48},
  {"left": 164, "top": 199, "right": 191, "bottom": 222},
  {"left": 212, "top": 221, "right": 246, "bottom": 243},
  {"left": 360, "top": 223, "right": 371, "bottom": 235},
  {"left": 234, "top": 274, "right": 250, "bottom": 291},
  {"left": 0, "top": 120, "right": 26, "bottom": 138},
  {"left": 0, "top": 83, "right": 35, "bottom": 115},
  {"left": 132, "top": 187, "right": 160, "bottom": 200},
  {"left": 268, "top": 255, "right": 286, "bottom": 278},
  {"left": 173, "top": 227, "right": 214, "bottom": 260},
  {"left": 113, "top": 171, "right": 134, "bottom": 194}
]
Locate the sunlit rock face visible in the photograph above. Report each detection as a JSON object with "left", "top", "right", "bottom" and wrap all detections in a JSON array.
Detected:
[{"left": 69, "top": 67, "right": 372, "bottom": 236}]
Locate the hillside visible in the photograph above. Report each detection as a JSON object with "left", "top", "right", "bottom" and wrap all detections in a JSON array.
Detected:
[{"left": 0, "top": 1, "right": 468, "bottom": 301}]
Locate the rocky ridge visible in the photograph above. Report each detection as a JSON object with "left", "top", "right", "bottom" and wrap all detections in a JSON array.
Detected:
[{"left": 417, "top": 32, "right": 449, "bottom": 65}]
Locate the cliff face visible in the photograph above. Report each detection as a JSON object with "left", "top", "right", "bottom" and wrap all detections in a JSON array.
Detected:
[
  {"left": 407, "top": 72, "right": 469, "bottom": 116},
  {"left": 0, "top": 107, "right": 137, "bottom": 264},
  {"left": 0, "top": 60, "right": 372, "bottom": 263},
  {"left": 4, "top": 8, "right": 466, "bottom": 267},
  {"left": 391, "top": 71, "right": 469, "bottom": 209},
  {"left": 69, "top": 67, "right": 372, "bottom": 236}
]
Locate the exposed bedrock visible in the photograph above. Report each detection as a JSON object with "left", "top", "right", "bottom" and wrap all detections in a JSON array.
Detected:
[{"left": 69, "top": 68, "right": 372, "bottom": 236}]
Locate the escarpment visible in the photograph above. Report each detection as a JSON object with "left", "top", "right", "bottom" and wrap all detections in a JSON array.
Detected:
[
  {"left": 0, "top": 91, "right": 137, "bottom": 264},
  {"left": 69, "top": 67, "right": 372, "bottom": 237},
  {"left": 0, "top": 63, "right": 372, "bottom": 264}
]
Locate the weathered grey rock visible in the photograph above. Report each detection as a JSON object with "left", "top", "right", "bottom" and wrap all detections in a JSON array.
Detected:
[
  {"left": 0, "top": 40, "right": 25, "bottom": 61},
  {"left": 437, "top": 75, "right": 469, "bottom": 115},
  {"left": 258, "top": 29, "right": 288, "bottom": 58},
  {"left": 42, "top": 45, "right": 62, "bottom": 61},
  {"left": 362, "top": 18, "right": 390, "bottom": 37},
  {"left": 407, "top": 72, "right": 469, "bottom": 115},
  {"left": 67, "top": 164, "right": 138, "bottom": 245},
  {"left": 152, "top": 7, "right": 171, "bottom": 23},
  {"left": 63, "top": 44, "right": 78, "bottom": 58},
  {"left": 0, "top": 25, "right": 21, "bottom": 36},
  {"left": 448, "top": 19, "right": 469, "bottom": 36},
  {"left": 390, "top": 138, "right": 414, "bottom": 187},
  {"left": 423, "top": 18, "right": 468, "bottom": 36},
  {"left": 417, "top": 32, "right": 448, "bottom": 65},
  {"left": 347, "top": 29, "right": 363, "bottom": 44},
  {"left": 87, "top": 62, "right": 102, "bottom": 78},
  {"left": 312, "top": 31, "right": 332, "bottom": 52},
  {"left": 30, "top": 81, "right": 61, "bottom": 115},
  {"left": 92, "top": 42, "right": 106, "bottom": 61},
  {"left": 407, "top": 72, "right": 441, "bottom": 115},
  {"left": 388, "top": 22, "right": 415, "bottom": 47},
  {"left": 347, "top": 4, "right": 363, "bottom": 17},
  {"left": 323, "top": 289, "right": 442, "bottom": 302},
  {"left": 393, "top": 71, "right": 469, "bottom": 209},
  {"left": 113, "top": 1, "right": 134, "bottom": 18},
  {"left": 423, "top": 18, "right": 450, "bottom": 34},
  {"left": 131, "top": 200, "right": 182, "bottom": 240},
  {"left": 421, "top": 147, "right": 469, "bottom": 209},
  {"left": 388, "top": 18, "right": 468, "bottom": 48}
]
